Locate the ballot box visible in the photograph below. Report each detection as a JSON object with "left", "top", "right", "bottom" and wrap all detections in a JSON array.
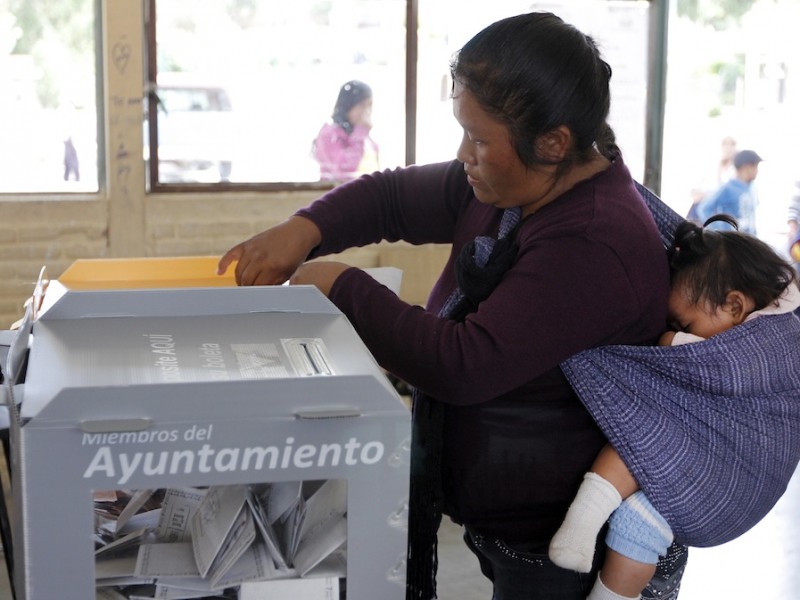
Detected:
[{"left": 4, "top": 273, "right": 410, "bottom": 600}]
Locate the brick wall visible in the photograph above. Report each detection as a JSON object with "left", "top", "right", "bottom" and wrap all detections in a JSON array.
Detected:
[
  {"left": 0, "top": 199, "right": 109, "bottom": 326},
  {"left": 0, "top": 192, "right": 449, "bottom": 328}
]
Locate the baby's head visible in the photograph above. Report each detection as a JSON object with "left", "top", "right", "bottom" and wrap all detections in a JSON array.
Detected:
[{"left": 666, "top": 215, "right": 796, "bottom": 338}]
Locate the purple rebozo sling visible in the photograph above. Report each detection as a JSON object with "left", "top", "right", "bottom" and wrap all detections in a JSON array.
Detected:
[{"left": 561, "top": 183, "right": 800, "bottom": 547}]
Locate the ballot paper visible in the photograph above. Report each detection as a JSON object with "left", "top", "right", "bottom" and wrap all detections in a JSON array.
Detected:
[
  {"left": 190, "top": 485, "right": 256, "bottom": 583},
  {"left": 239, "top": 576, "right": 341, "bottom": 600},
  {"left": 245, "top": 486, "right": 289, "bottom": 571},
  {"left": 136, "top": 542, "right": 200, "bottom": 578},
  {"left": 292, "top": 479, "right": 348, "bottom": 576},
  {"left": 96, "top": 588, "right": 130, "bottom": 600},
  {"left": 96, "top": 527, "right": 153, "bottom": 558},
  {"left": 94, "top": 480, "right": 348, "bottom": 597},
  {"left": 155, "top": 487, "right": 207, "bottom": 543},
  {"left": 116, "top": 490, "right": 158, "bottom": 533}
]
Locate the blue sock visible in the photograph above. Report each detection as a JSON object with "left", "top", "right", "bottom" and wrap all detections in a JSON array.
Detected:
[{"left": 605, "top": 491, "right": 673, "bottom": 564}]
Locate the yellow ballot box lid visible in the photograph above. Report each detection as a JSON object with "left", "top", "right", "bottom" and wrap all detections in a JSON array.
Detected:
[{"left": 58, "top": 256, "right": 236, "bottom": 289}]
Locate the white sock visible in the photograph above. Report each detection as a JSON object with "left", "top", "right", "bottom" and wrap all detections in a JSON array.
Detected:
[
  {"left": 549, "top": 472, "right": 622, "bottom": 572},
  {"left": 586, "top": 574, "right": 640, "bottom": 600}
]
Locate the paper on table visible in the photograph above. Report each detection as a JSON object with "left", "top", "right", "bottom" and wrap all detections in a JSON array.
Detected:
[{"left": 364, "top": 267, "right": 402, "bottom": 295}]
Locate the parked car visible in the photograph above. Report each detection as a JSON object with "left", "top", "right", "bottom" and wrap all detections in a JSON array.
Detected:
[{"left": 145, "top": 76, "right": 234, "bottom": 183}]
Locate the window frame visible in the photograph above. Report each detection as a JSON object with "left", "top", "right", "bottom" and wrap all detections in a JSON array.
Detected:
[{"left": 0, "top": 0, "right": 104, "bottom": 198}]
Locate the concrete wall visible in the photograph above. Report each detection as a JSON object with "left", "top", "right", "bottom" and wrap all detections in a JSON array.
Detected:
[{"left": 0, "top": 0, "right": 448, "bottom": 328}]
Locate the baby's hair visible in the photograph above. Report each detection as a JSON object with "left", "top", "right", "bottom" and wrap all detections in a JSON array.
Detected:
[{"left": 668, "top": 215, "right": 796, "bottom": 311}]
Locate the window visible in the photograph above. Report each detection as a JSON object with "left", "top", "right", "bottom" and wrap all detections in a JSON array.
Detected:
[
  {"left": 146, "top": 0, "right": 651, "bottom": 190},
  {"left": 146, "top": 0, "right": 408, "bottom": 188},
  {"left": 0, "top": 0, "right": 650, "bottom": 194},
  {"left": 144, "top": 76, "right": 236, "bottom": 183},
  {"left": 0, "top": 0, "right": 99, "bottom": 193},
  {"left": 660, "top": 0, "right": 800, "bottom": 253},
  {"left": 415, "top": 1, "right": 650, "bottom": 174}
]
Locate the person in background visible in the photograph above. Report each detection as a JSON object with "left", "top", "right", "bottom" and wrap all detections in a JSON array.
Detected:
[
  {"left": 550, "top": 214, "right": 799, "bottom": 600},
  {"left": 686, "top": 136, "right": 736, "bottom": 222},
  {"left": 219, "top": 12, "right": 686, "bottom": 599},
  {"left": 697, "top": 149, "right": 762, "bottom": 235},
  {"left": 787, "top": 180, "right": 800, "bottom": 273},
  {"left": 64, "top": 136, "right": 80, "bottom": 181},
  {"left": 312, "top": 80, "right": 379, "bottom": 182}
]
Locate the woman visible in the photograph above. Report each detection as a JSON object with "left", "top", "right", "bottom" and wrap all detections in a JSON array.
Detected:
[
  {"left": 219, "top": 12, "right": 685, "bottom": 600},
  {"left": 312, "top": 80, "right": 379, "bottom": 181}
]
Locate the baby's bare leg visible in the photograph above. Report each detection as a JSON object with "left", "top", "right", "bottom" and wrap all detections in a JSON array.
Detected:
[
  {"left": 586, "top": 549, "right": 656, "bottom": 599},
  {"left": 589, "top": 491, "right": 674, "bottom": 599},
  {"left": 592, "top": 444, "right": 639, "bottom": 498},
  {"left": 549, "top": 444, "right": 640, "bottom": 573},
  {"left": 597, "top": 550, "right": 657, "bottom": 598}
]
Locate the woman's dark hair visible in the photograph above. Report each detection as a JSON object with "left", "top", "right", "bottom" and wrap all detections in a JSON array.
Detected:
[
  {"left": 450, "top": 12, "right": 616, "bottom": 174},
  {"left": 668, "top": 214, "right": 796, "bottom": 311},
  {"left": 332, "top": 80, "right": 372, "bottom": 134}
]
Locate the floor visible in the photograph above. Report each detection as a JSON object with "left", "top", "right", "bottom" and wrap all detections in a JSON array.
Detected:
[
  {"left": 0, "top": 548, "right": 8, "bottom": 600},
  {"left": 1, "top": 463, "right": 797, "bottom": 599},
  {"left": 435, "top": 463, "right": 800, "bottom": 599}
]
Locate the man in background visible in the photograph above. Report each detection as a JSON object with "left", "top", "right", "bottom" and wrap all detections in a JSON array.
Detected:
[
  {"left": 697, "top": 149, "right": 762, "bottom": 234},
  {"left": 787, "top": 180, "right": 800, "bottom": 273}
]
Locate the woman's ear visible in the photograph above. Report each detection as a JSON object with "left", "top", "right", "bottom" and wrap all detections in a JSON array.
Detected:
[
  {"left": 724, "top": 290, "right": 755, "bottom": 324},
  {"left": 536, "top": 126, "right": 571, "bottom": 163}
]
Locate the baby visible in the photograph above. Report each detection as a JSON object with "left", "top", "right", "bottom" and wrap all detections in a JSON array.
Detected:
[{"left": 550, "top": 214, "right": 800, "bottom": 600}]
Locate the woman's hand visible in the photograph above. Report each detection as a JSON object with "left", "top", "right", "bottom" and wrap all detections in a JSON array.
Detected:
[
  {"left": 217, "top": 216, "right": 322, "bottom": 286},
  {"left": 289, "top": 261, "right": 352, "bottom": 297}
]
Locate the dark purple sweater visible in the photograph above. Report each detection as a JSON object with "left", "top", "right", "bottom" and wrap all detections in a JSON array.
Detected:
[{"left": 296, "top": 157, "right": 669, "bottom": 543}]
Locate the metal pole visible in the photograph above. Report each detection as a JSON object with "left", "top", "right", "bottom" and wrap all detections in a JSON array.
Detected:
[
  {"left": 644, "top": 0, "right": 670, "bottom": 194},
  {"left": 405, "top": 0, "right": 419, "bottom": 166}
]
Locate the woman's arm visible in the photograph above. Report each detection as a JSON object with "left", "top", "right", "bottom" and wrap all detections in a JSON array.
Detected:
[
  {"left": 219, "top": 160, "right": 467, "bottom": 285},
  {"left": 296, "top": 160, "right": 470, "bottom": 255},
  {"left": 329, "top": 232, "right": 658, "bottom": 405}
]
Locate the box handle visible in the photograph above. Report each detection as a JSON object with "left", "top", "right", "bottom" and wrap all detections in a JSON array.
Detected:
[
  {"left": 294, "top": 406, "right": 361, "bottom": 419},
  {"left": 79, "top": 418, "right": 154, "bottom": 433}
]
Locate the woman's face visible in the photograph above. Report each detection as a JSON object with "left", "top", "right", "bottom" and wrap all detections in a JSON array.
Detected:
[{"left": 452, "top": 81, "right": 556, "bottom": 212}]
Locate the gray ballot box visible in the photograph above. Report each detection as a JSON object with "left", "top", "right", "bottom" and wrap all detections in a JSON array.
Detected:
[{"left": 6, "top": 280, "right": 410, "bottom": 599}]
